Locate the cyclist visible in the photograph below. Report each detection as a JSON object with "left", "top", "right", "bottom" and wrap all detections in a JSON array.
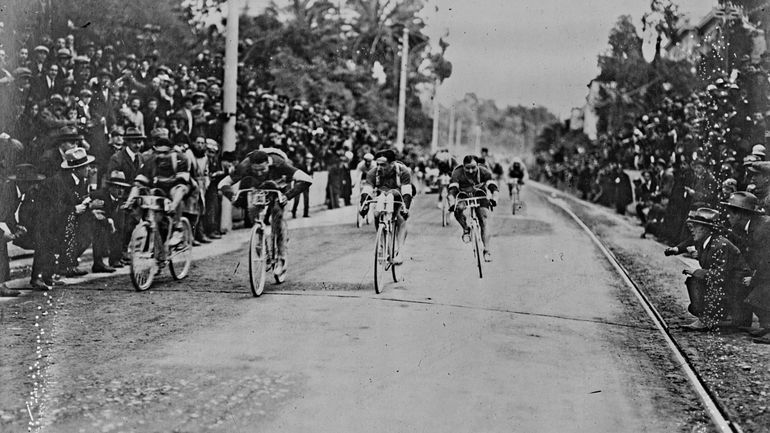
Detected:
[
  {"left": 218, "top": 148, "right": 313, "bottom": 280},
  {"left": 432, "top": 148, "right": 458, "bottom": 207},
  {"left": 359, "top": 148, "right": 413, "bottom": 265},
  {"left": 507, "top": 160, "right": 526, "bottom": 198},
  {"left": 355, "top": 152, "right": 376, "bottom": 185},
  {"left": 448, "top": 155, "right": 499, "bottom": 262},
  {"left": 124, "top": 136, "right": 191, "bottom": 260}
]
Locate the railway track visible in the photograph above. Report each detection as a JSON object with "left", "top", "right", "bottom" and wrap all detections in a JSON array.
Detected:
[{"left": 546, "top": 195, "right": 744, "bottom": 433}]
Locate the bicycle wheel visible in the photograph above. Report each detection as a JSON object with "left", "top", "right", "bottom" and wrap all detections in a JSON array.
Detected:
[
  {"left": 472, "top": 222, "right": 483, "bottom": 279},
  {"left": 129, "top": 221, "right": 157, "bottom": 291},
  {"left": 248, "top": 224, "right": 268, "bottom": 296},
  {"left": 441, "top": 190, "right": 448, "bottom": 227},
  {"left": 169, "top": 217, "right": 193, "bottom": 280},
  {"left": 374, "top": 224, "right": 388, "bottom": 293},
  {"left": 390, "top": 224, "right": 399, "bottom": 283}
]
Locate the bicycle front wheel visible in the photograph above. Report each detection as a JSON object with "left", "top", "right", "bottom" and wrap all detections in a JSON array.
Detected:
[
  {"left": 391, "top": 225, "right": 399, "bottom": 283},
  {"left": 169, "top": 217, "right": 193, "bottom": 280},
  {"left": 248, "top": 224, "right": 268, "bottom": 296},
  {"left": 129, "top": 221, "right": 157, "bottom": 291},
  {"left": 472, "top": 223, "right": 483, "bottom": 279},
  {"left": 441, "top": 191, "right": 448, "bottom": 227},
  {"left": 374, "top": 224, "right": 388, "bottom": 293}
]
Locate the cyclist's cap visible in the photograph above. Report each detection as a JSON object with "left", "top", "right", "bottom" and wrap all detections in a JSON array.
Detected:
[
  {"left": 363, "top": 153, "right": 374, "bottom": 161},
  {"left": 248, "top": 150, "right": 269, "bottom": 164},
  {"left": 153, "top": 138, "right": 173, "bottom": 152},
  {"left": 375, "top": 149, "right": 396, "bottom": 163}
]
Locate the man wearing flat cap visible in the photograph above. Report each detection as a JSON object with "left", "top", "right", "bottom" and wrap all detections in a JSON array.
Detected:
[
  {"left": 681, "top": 208, "right": 747, "bottom": 331},
  {"left": 31, "top": 45, "right": 50, "bottom": 78},
  {"left": 745, "top": 161, "right": 770, "bottom": 212},
  {"left": 723, "top": 191, "right": 770, "bottom": 341}
]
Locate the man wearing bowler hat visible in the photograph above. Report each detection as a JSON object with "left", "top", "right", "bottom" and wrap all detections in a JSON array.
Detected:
[
  {"left": 681, "top": 208, "right": 746, "bottom": 331},
  {"left": 1, "top": 164, "right": 46, "bottom": 295},
  {"left": 723, "top": 191, "right": 770, "bottom": 341}
]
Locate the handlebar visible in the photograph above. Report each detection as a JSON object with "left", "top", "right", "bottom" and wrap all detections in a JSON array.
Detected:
[
  {"left": 234, "top": 188, "right": 284, "bottom": 207},
  {"left": 455, "top": 197, "right": 483, "bottom": 208}
]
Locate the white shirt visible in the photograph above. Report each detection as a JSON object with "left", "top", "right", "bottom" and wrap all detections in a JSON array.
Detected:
[
  {"left": 71, "top": 173, "right": 81, "bottom": 185},
  {"left": 702, "top": 235, "right": 712, "bottom": 251}
]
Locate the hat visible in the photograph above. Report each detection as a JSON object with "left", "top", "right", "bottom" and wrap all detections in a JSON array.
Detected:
[
  {"left": 192, "top": 91, "right": 208, "bottom": 100},
  {"left": 106, "top": 170, "right": 132, "bottom": 188},
  {"left": 57, "top": 48, "right": 71, "bottom": 58},
  {"left": 13, "top": 67, "right": 32, "bottom": 79},
  {"left": 752, "top": 144, "right": 766, "bottom": 157},
  {"left": 747, "top": 161, "right": 770, "bottom": 175},
  {"left": 375, "top": 149, "right": 396, "bottom": 163},
  {"left": 153, "top": 137, "right": 173, "bottom": 152},
  {"left": 248, "top": 150, "right": 269, "bottom": 164},
  {"left": 125, "top": 53, "right": 137, "bottom": 61},
  {"left": 196, "top": 79, "right": 208, "bottom": 86},
  {"left": 124, "top": 127, "right": 146, "bottom": 140},
  {"left": 97, "top": 68, "right": 113, "bottom": 79},
  {"left": 56, "top": 126, "right": 83, "bottom": 142},
  {"left": 721, "top": 191, "right": 761, "bottom": 214},
  {"left": 103, "top": 45, "right": 115, "bottom": 54},
  {"left": 363, "top": 152, "right": 374, "bottom": 161},
  {"left": 79, "top": 88, "right": 93, "bottom": 97},
  {"left": 686, "top": 208, "right": 722, "bottom": 228},
  {"left": 305, "top": 153, "right": 314, "bottom": 159},
  {"left": 149, "top": 127, "right": 169, "bottom": 140},
  {"left": 61, "top": 147, "right": 95, "bottom": 169},
  {"left": 205, "top": 139, "right": 219, "bottom": 152},
  {"left": 73, "top": 55, "right": 90, "bottom": 65},
  {"left": 34, "top": 45, "right": 49, "bottom": 54},
  {"left": 61, "top": 76, "right": 75, "bottom": 86},
  {"left": 6, "top": 164, "right": 46, "bottom": 182},
  {"left": 49, "top": 93, "right": 66, "bottom": 105}
]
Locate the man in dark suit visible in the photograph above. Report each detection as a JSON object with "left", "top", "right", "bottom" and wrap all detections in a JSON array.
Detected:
[
  {"left": 31, "top": 63, "right": 59, "bottom": 103},
  {"left": 292, "top": 153, "right": 314, "bottom": 218},
  {"left": 682, "top": 208, "right": 747, "bottom": 331},
  {"left": 90, "top": 171, "right": 132, "bottom": 272},
  {"left": 107, "top": 127, "right": 145, "bottom": 183},
  {"left": 723, "top": 191, "right": 770, "bottom": 341}
]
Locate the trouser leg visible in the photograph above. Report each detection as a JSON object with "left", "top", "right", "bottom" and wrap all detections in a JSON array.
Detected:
[
  {"left": 302, "top": 189, "right": 310, "bottom": 216},
  {"left": 271, "top": 202, "right": 288, "bottom": 258}
]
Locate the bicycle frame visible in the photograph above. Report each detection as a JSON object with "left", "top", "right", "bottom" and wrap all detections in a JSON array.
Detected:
[{"left": 234, "top": 187, "right": 284, "bottom": 262}]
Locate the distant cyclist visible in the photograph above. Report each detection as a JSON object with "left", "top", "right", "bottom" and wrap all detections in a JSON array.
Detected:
[
  {"left": 219, "top": 148, "right": 313, "bottom": 280},
  {"left": 359, "top": 149, "right": 413, "bottom": 265},
  {"left": 355, "top": 152, "right": 376, "bottom": 184},
  {"left": 448, "top": 155, "right": 499, "bottom": 262},
  {"left": 507, "top": 160, "right": 526, "bottom": 198},
  {"left": 432, "top": 148, "right": 458, "bottom": 206}
]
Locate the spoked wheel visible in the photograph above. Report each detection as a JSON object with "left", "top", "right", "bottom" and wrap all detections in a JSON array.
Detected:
[
  {"left": 169, "top": 217, "right": 193, "bottom": 280},
  {"left": 472, "top": 223, "right": 483, "bottom": 279},
  {"left": 390, "top": 226, "right": 400, "bottom": 283},
  {"left": 373, "top": 224, "right": 388, "bottom": 294},
  {"left": 441, "top": 192, "right": 448, "bottom": 227},
  {"left": 129, "top": 222, "right": 157, "bottom": 291},
  {"left": 248, "top": 224, "right": 268, "bottom": 296}
]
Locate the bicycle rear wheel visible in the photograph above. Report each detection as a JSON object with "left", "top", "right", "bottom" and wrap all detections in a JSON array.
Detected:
[
  {"left": 472, "top": 223, "right": 483, "bottom": 279},
  {"left": 129, "top": 221, "right": 157, "bottom": 291},
  {"left": 169, "top": 217, "right": 193, "bottom": 280},
  {"left": 248, "top": 224, "right": 268, "bottom": 296},
  {"left": 441, "top": 190, "right": 448, "bottom": 227},
  {"left": 374, "top": 224, "right": 388, "bottom": 293}
]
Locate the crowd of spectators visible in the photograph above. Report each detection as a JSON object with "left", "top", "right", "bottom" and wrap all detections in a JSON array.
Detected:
[
  {"left": 535, "top": 51, "right": 770, "bottom": 340},
  {"left": 0, "top": 32, "right": 388, "bottom": 296}
]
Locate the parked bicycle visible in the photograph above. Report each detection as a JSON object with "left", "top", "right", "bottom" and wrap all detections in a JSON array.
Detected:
[
  {"left": 363, "top": 191, "right": 405, "bottom": 293},
  {"left": 127, "top": 188, "right": 193, "bottom": 291},
  {"left": 455, "top": 192, "right": 485, "bottom": 279}
]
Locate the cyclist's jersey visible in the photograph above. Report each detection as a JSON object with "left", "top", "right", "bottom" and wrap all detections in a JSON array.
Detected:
[
  {"left": 509, "top": 165, "right": 525, "bottom": 180},
  {"left": 448, "top": 165, "right": 498, "bottom": 197},
  {"left": 364, "top": 161, "right": 412, "bottom": 196},
  {"left": 433, "top": 152, "right": 458, "bottom": 176},
  {"left": 135, "top": 151, "right": 191, "bottom": 192}
]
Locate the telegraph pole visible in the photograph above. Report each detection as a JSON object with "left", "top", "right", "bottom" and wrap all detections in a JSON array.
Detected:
[
  {"left": 220, "top": 0, "right": 241, "bottom": 232},
  {"left": 395, "top": 26, "right": 409, "bottom": 152},
  {"left": 430, "top": 78, "right": 439, "bottom": 153}
]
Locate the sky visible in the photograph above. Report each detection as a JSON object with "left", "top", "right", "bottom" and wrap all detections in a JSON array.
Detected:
[{"left": 245, "top": 0, "right": 718, "bottom": 118}]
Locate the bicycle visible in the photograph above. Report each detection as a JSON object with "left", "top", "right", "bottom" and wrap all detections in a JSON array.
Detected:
[
  {"left": 438, "top": 173, "right": 451, "bottom": 227},
  {"left": 510, "top": 180, "right": 522, "bottom": 215},
  {"left": 234, "top": 187, "right": 286, "bottom": 297},
  {"left": 455, "top": 193, "right": 485, "bottom": 279},
  {"left": 128, "top": 188, "right": 193, "bottom": 291},
  {"left": 363, "top": 191, "right": 405, "bottom": 293}
]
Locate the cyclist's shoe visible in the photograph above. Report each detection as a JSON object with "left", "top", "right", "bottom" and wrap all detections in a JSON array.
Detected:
[
  {"left": 273, "top": 259, "right": 287, "bottom": 283},
  {"left": 461, "top": 228, "right": 471, "bottom": 243},
  {"left": 392, "top": 252, "right": 404, "bottom": 265},
  {"left": 168, "top": 229, "right": 184, "bottom": 247},
  {"left": 483, "top": 250, "right": 492, "bottom": 262}
]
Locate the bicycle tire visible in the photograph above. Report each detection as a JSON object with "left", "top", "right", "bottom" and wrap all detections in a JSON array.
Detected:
[
  {"left": 391, "top": 224, "right": 399, "bottom": 283},
  {"left": 356, "top": 207, "right": 362, "bottom": 228},
  {"left": 473, "top": 223, "right": 483, "bottom": 279},
  {"left": 249, "top": 224, "right": 267, "bottom": 296},
  {"left": 374, "top": 224, "right": 388, "bottom": 293},
  {"left": 273, "top": 224, "right": 286, "bottom": 284},
  {"left": 441, "top": 195, "right": 448, "bottom": 227},
  {"left": 129, "top": 221, "right": 156, "bottom": 291},
  {"left": 169, "top": 217, "right": 193, "bottom": 280}
]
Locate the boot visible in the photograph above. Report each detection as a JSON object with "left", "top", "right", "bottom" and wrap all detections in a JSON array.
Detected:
[
  {"left": 92, "top": 260, "right": 116, "bottom": 273},
  {"left": 0, "top": 284, "right": 20, "bottom": 297}
]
